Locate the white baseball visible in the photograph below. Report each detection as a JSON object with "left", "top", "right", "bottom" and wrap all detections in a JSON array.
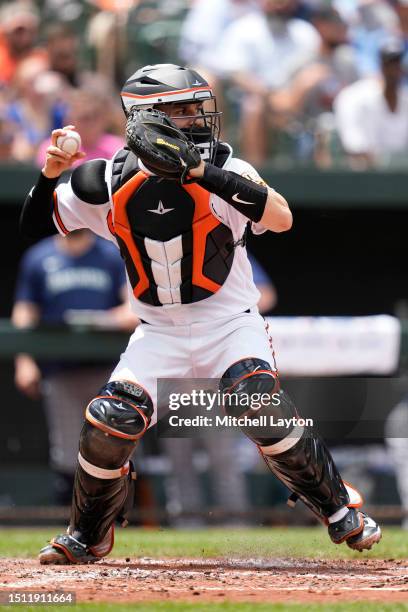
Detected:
[{"left": 56, "top": 130, "right": 81, "bottom": 155}]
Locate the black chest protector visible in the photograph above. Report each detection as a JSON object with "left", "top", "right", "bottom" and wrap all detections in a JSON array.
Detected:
[{"left": 110, "top": 147, "right": 245, "bottom": 307}]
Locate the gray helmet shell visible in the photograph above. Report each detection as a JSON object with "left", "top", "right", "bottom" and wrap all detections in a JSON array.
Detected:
[{"left": 121, "top": 64, "right": 214, "bottom": 114}]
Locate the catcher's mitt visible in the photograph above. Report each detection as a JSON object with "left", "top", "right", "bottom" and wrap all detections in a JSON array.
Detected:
[{"left": 126, "top": 108, "right": 201, "bottom": 182}]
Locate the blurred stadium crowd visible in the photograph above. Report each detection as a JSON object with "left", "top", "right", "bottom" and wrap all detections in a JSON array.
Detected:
[{"left": 0, "top": 0, "right": 407, "bottom": 169}]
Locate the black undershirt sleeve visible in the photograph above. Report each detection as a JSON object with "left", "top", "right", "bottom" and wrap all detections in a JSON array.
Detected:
[{"left": 20, "top": 173, "right": 59, "bottom": 241}]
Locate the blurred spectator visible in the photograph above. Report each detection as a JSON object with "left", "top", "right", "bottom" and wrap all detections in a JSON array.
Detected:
[
  {"left": 214, "top": 0, "right": 321, "bottom": 164},
  {"left": 179, "top": 0, "right": 258, "bottom": 71},
  {"left": 0, "top": 108, "right": 19, "bottom": 161},
  {"left": 304, "top": 2, "right": 401, "bottom": 76},
  {"left": 334, "top": 37, "right": 408, "bottom": 168},
  {"left": 178, "top": 0, "right": 259, "bottom": 142},
  {"left": 394, "top": 0, "right": 408, "bottom": 38},
  {"left": 392, "top": 0, "right": 408, "bottom": 78},
  {"left": 269, "top": 7, "right": 359, "bottom": 166},
  {"left": 6, "top": 57, "right": 65, "bottom": 162},
  {"left": 348, "top": 0, "right": 401, "bottom": 77},
  {"left": 87, "top": 0, "right": 137, "bottom": 87},
  {"left": 44, "top": 22, "right": 125, "bottom": 133},
  {"left": 42, "top": 0, "right": 88, "bottom": 24},
  {"left": 36, "top": 88, "right": 125, "bottom": 168},
  {"left": 0, "top": 1, "right": 46, "bottom": 86},
  {"left": 45, "top": 23, "right": 83, "bottom": 87},
  {"left": 270, "top": 8, "right": 358, "bottom": 114},
  {"left": 12, "top": 230, "right": 138, "bottom": 504},
  {"left": 45, "top": 22, "right": 120, "bottom": 99}
]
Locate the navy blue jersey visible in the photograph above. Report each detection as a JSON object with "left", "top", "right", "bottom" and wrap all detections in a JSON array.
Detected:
[{"left": 15, "top": 236, "right": 126, "bottom": 323}]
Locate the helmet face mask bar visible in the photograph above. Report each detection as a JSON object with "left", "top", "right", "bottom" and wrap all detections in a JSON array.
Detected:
[
  {"left": 121, "top": 64, "right": 222, "bottom": 163},
  {"left": 157, "top": 96, "right": 221, "bottom": 163}
]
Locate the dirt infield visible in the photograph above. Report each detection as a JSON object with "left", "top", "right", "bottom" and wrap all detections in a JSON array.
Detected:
[{"left": 1, "top": 557, "right": 408, "bottom": 604}]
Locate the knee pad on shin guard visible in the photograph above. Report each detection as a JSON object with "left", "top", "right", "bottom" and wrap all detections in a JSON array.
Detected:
[
  {"left": 220, "top": 358, "right": 296, "bottom": 446},
  {"left": 79, "top": 379, "right": 153, "bottom": 474}
]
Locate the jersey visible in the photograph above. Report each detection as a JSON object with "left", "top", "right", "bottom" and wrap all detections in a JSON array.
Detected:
[
  {"left": 15, "top": 236, "right": 126, "bottom": 323},
  {"left": 51, "top": 144, "right": 267, "bottom": 326}
]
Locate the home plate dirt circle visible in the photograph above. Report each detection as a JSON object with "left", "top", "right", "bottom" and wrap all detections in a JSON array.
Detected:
[{"left": 1, "top": 558, "right": 408, "bottom": 604}]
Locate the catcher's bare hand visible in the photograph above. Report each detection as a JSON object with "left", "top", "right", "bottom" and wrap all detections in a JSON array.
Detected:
[{"left": 42, "top": 125, "right": 86, "bottom": 179}]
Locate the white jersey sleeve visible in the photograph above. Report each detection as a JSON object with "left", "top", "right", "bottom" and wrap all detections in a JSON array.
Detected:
[
  {"left": 211, "top": 156, "right": 269, "bottom": 237},
  {"left": 52, "top": 161, "right": 116, "bottom": 245}
]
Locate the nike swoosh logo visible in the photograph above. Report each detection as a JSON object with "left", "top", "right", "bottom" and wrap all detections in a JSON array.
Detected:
[{"left": 232, "top": 193, "right": 255, "bottom": 205}]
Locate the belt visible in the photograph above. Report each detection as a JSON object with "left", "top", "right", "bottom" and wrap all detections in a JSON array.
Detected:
[{"left": 140, "top": 308, "right": 252, "bottom": 325}]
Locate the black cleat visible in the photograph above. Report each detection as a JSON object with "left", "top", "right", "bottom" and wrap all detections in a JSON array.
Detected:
[
  {"left": 39, "top": 526, "right": 114, "bottom": 565},
  {"left": 346, "top": 513, "right": 382, "bottom": 551},
  {"left": 39, "top": 534, "right": 100, "bottom": 565},
  {"left": 328, "top": 509, "right": 382, "bottom": 551},
  {"left": 39, "top": 542, "right": 73, "bottom": 565},
  {"left": 328, "top": 508, "right": 364, "bottom": 544}
]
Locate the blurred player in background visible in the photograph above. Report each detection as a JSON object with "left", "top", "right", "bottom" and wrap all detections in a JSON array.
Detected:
[
  {"left": 20, "top": 63, "right": 381, "bottom": 564},
  {"left": 13, "top": 229, "right": 138, "bottom": 504},
  {"left": 249, "top": 254, "right": 277, "bottom": 314},
  {"left": 385, "top": 395, "right": 408, "bottom": 529}
]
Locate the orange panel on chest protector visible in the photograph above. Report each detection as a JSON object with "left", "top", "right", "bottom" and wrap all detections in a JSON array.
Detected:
[{"left": 113, "top": 172, "right": 151, "bottom": 299}]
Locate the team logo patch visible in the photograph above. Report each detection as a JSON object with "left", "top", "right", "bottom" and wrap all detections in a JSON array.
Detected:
[{"left": 148, "top": 200, "right": 175, "bottom": 215}]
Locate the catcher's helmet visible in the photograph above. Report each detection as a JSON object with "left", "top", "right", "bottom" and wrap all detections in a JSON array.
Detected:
[{"left": 121, "top": 64, "right": 221, "bottom": 162}]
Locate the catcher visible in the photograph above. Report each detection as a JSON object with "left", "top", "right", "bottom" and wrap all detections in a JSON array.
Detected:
[{"left": 20, "top": 64, "right": 381, "bottom": 564}]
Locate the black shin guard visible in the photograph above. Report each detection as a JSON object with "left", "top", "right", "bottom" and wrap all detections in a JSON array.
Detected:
[
  {"left": 260, "top": 427, "right": 349, "bottom": 520},
  {"left": 221, "top": 359, "right": 349, "bottom": 520},
  {"left": 69, "top": 380, "right": 153, "bottom": 546},
  {"left": 70, "top": 462, "right": 135, "bottom": 545}
]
